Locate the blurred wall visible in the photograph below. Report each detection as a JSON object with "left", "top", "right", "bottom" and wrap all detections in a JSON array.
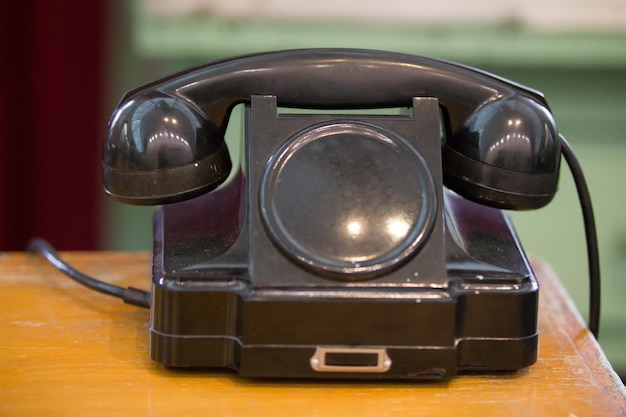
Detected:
[
  {"left": 146, "top": 0, "right": 626, "bottom": 30},
  {"left": 0, "top": 1, "right": 106, "bottom": 250}
]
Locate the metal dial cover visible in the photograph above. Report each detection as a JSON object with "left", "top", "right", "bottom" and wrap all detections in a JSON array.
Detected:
[{"left": 259, "top": 121, "right": 437, "bottom": 279}]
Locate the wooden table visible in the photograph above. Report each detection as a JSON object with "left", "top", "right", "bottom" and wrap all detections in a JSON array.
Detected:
[{"left": 1, "top": 252, "right": 624, "bottom": 416}]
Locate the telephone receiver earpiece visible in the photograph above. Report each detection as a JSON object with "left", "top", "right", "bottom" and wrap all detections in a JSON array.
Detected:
[
  {"left": 104, "top": 91, "right": 232, "bottom": 204},
  {"left": 444, "top": 93, "right": 560, "bottom": 209},
  {"left": 103, "top": 48, "right": 560, "bottom": 209}
]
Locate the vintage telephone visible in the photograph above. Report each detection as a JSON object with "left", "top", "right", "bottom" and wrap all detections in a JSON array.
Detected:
[{"left": 100, "top": 49, "right": 597, "bottom": 379}]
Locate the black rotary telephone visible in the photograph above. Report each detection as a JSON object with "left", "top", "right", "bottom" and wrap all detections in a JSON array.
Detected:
[{"left": 99, "top": 49, "right": 598, "bottom": 379}]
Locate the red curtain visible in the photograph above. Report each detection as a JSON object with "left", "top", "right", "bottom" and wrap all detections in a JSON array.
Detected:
[{"left": 0, "top": 1, "right": 105, "bottom": 250}]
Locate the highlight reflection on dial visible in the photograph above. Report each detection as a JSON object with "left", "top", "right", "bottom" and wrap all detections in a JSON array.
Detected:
[
  {"left": 260, "top": 121, "right": 437, "bottom": 279},
  {"left": 386, "top": 217, "right": 411, "bottom": 240},
  {"left": 345, "top": 218, "right": 364, "bottom": 238}
]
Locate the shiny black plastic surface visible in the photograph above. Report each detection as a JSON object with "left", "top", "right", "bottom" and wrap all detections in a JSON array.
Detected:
[
  {"left": 104, "top": 92, "right": 231, "bottom": 204},
  {"left": 103, "top": 48, "right": 561, "bottom": 209}
]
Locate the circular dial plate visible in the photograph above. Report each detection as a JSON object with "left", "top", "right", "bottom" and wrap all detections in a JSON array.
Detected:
[{"left": 260, "top": 121, "right": 437, "bottom": 279}]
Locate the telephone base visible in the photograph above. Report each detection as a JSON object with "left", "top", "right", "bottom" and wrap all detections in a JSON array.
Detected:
[{"left": 148, "top": 193, "right": 538, "bottom": 379}]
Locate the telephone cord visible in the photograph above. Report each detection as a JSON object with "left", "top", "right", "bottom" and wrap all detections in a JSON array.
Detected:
[
  {"left": 559, "top": 134, "right": 601, "bottom": 338},
  {"left": 26, "top": 237, "right": 151, "bottom": 309}
]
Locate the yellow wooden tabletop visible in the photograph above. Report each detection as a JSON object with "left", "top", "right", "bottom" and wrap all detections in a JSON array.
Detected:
[{"left": 1, "top": 252, "right": 624, "bottom": 416}]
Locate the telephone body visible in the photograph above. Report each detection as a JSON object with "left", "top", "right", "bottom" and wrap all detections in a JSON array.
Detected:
[{"left": 104, "top": 49, "right": 560, "bottom": 379}]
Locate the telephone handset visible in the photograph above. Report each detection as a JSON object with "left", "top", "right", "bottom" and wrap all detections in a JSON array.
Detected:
[
  {"left": 102, "top": 49, "right": 577, "bottom": 378},
  {"left": 104, "top": 48, "right": 560, "bottom": 210}
]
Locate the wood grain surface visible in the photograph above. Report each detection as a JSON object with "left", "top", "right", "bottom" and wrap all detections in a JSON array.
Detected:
[{"left": 1, "top": 252, "right": 624, "bottom": 416}]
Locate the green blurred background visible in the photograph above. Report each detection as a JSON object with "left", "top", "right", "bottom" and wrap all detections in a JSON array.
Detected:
[{"left": 102, "top": 0, "right": 626, "bottom": 378}]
